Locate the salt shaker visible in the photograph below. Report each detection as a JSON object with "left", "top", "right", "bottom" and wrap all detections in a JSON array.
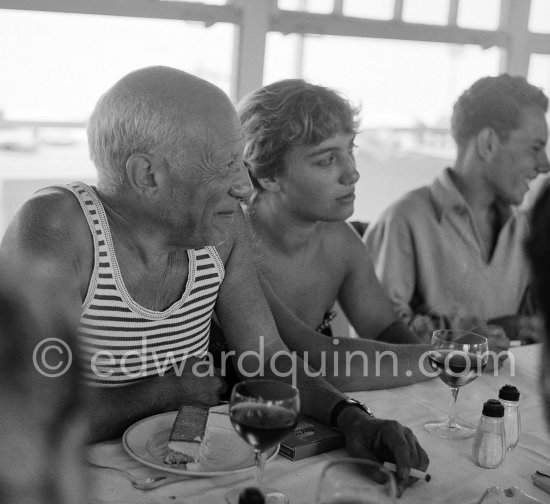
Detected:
[
  {"left": 472, "top": 399, "right": 507, "bottom": 469},
  {"left": 498, "top": 384, "right": 520, "bottom": 450}
]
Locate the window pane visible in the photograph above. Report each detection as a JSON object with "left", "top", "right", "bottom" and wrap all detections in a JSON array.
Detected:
[
  {"left": 403, "top": 0, "right": 450, "bottom": 25},
  {"left": 529, "top": 0, "right": 550, "bottom": 33},
  {"left": 1, "top": 11, "right": 233, "bottom": 121},
  {"left": 265, "top": 34, "right": 501, "bottom": 221},
  {"left": 0, "top": 10, "right": 233, "bottom": 236},
  {"left": 528, "top": 49, "right": 550, "bottom": 178},
  {"left": 457, "top": 0, "right": 500, "bottom": 30},
  {"left": 278, "top": 0, "right": 334, "bottom": 14},
  {"left": 264, "top": 33, "right": 303, "bottom": 83},
  {"left": 523, "top": 54, "right": 550, "bottom": 209},
  {"left": 528, "top": 53, "right": 550, "bottom": 94},
  {"left": 343, "top": 0, "right": 394, "bottom": 20}
]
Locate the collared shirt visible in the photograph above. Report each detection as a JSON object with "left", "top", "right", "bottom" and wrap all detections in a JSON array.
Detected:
[{"left": 364, "top": 168, "right": 531, "bottom": 332}]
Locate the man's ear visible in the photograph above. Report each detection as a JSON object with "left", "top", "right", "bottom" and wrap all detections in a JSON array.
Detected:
[
  {"left": 125, "top": 153, "right": 160, "bottom": 196},
  {"left": 476, "top": 127, "right": 501, "bottom": 163},
  {"left": 256, "top": 176, "right": 281, "bottom": 192}
]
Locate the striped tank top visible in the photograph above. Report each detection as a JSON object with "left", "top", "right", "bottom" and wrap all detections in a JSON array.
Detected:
[{"left": 63, "top": 182, "right": 225, "bottom": 387}]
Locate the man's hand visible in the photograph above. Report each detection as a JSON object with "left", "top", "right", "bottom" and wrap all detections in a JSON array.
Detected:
[
  {"left": 468, "top": 324, "right": 510, "bottom": 372},
  {"left": 337, "top": 407, "right": 429, "bottom": 497},
  {"left": 87, "top": 364, "right": 227, "bottom": 442},
  {"left": 169, "top": 362, "right": 227, "bottom": 407},
  {"left": 488, "top": 315, "right": 544, "bottom": 344},
  {"left": 517, "top": 315, "right": 544, "bottom": 343}
]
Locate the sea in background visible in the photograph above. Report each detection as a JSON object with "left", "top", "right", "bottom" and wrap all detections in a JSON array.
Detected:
[{"left": 0, "top": 126, "right": 545, "bottom": 238}]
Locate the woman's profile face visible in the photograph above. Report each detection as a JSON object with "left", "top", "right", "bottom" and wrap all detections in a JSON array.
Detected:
[{"left": 274, "top": 131, "right": 359, "bottom": 223}]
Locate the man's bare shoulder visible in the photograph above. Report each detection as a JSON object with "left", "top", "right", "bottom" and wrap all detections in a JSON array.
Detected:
[
  {"left": 30, "top": 186, "right": 85, "bottom": 220},
  {"left": 2, "top": 186, "right": 91, "bottom": 256}
]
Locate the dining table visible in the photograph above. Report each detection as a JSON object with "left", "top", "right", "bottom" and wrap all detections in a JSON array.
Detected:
[{"left": 88, "top": 343, "right": 550, "bottom": 504}]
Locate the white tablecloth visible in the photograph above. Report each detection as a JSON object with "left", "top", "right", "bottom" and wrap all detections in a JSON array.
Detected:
[{"left": 88, "top": 344, "right": 550, "bottom": 504}]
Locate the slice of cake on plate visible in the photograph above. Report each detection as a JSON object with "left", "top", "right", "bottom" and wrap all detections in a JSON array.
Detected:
[{"left": 164, "top": 405, "right": 209, "bottom": 467}]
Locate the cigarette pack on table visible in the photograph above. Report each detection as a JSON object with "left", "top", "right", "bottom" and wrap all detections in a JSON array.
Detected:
[{"left": 279, "top": 417, "right": 345, "bottom": 461}]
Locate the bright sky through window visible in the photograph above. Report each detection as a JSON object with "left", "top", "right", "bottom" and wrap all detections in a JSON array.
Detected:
[
  {"left": 0, "top": 10, "right": 233, "bottom": 121},
  {"left": 529, "top": 0, "right": 550, "bottom": 33}
]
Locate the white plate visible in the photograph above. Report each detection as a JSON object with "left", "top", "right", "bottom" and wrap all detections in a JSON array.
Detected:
[{"left": 122, "top": 405, "right": 278, "bottom": 477}]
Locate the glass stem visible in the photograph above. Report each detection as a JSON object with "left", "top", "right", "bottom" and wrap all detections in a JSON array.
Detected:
[
  {"left": 254, "top": 449, "right": 266, "bottom": 493},
  {"left": 448, "top": 387, "right": 459, "bottom": 428}
]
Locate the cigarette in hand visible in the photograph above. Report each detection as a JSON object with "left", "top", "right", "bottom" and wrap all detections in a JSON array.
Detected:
[{"left": 383, "top": 462, "right": 432, "bottom": 482}]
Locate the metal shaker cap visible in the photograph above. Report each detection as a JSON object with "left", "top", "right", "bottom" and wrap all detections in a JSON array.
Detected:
[
  {"left": 482, "top": 399, "right": 504, "bottom": 417},
  {"left": 499, "top": 384, "right": 520, "bottom": 401}
]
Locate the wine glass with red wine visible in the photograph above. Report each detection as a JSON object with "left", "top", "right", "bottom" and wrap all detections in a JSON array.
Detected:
[
  {"left": 424, "top": 329, "right": 488, "bottom": 439},
  {"left": 227, "top": 379, "right": 300, "bottom": 504}
]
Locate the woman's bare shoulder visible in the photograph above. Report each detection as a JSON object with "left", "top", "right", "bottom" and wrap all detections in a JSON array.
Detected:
[
  {"left": 320, "top": 221, "right": 364, "bottom": 252},
  {"left": 316, "top": 221, "right": 375, "bottom": 279}
]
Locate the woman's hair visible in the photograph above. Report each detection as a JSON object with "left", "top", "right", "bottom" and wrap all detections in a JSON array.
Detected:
[
  {"left": 451, "top": 74, "right": 548, "bottom": 149},
  {"left": 237, "top": 79, "right": 360, "bottom": 191}
]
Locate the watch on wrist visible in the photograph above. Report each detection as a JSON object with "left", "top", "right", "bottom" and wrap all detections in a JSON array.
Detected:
[{"left": 330, "top": 398, "right": 375, "bottom": 428}]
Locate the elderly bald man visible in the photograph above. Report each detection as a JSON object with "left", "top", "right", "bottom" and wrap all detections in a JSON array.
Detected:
[{"left": 0, "top": 66, "right": 427, "bottom": 494}]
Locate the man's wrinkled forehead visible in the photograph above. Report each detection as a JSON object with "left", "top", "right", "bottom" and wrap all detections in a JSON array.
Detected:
[
  {"left": 174, "top": 109, "right": 243, "bottom": 172},
  {"left": 183, "top": 103, "right": 242, "bottom": 145},
  {"left": 195, "top": 124, "right": 244, "bottom": 164},
  {"left": 177, "top": 88, "right": 239, "bottom": 141}
]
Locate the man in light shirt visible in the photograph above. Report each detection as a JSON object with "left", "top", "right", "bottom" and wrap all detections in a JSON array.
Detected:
[{"left": 365, "top": 74, "right": 549, "bottom": 343}]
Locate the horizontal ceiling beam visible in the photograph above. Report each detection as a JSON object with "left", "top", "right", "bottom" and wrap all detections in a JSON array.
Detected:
[
  {"left": 1, "top": 0, "right": 535, "bottom": 51},
  {"left": 529, "top": 32, "right": 550, "bottom": 54},
  {"left": 0, "top": 0, "right": 240, "bottom": 25},
  {"left": 0, "top": 118, "right": 86, "bottom": 129},
  {"left": 271, "top": 10, "right": 509, "bottom": 48}
]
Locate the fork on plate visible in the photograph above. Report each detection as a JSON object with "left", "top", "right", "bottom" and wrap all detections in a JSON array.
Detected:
[{"left": 88, "top": 461, "right": 188, "bottom": 490}]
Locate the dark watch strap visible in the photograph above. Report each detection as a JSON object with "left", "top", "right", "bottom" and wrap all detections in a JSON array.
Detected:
[{"left": 330, "top": 398, "right": 375, "bottom": 428}]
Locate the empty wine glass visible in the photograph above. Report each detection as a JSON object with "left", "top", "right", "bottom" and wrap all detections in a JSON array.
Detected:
[
  {"left": 424, "top": 329, "right": 488, "bottom": 439},
  {"left": 315, "top": 459, "right": 396, "bottom": 504},
  {"left": 226, "top": 379, "right": 300, "bottom": 504}
]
